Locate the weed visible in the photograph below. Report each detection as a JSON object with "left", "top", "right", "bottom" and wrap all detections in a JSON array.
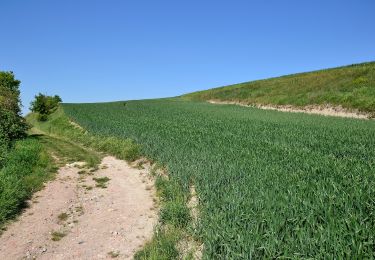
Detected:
[
  {"left": 135, "top": 225, "right": 180, "bottom": 260},
  {"left": 160, "top": 201, "right": 190, "bottom": 228},
  {"left": 75, "top": 206, "right": 84, "bottom": 215},
  {"left": 107, "top": 251, "right": 120, "bottom": 258},
  {"left": 78, "top": 176, "right": 86, "bottom": 182},
  {"left": 135, "top": 161, "right": 145, "bottom": 169},
  {"left": 89, "top": 167, "right": 98, "bottom": 173},
  {"left": 93, "top": 177, "right": 110, "bottom": 188},
  {"left": 58, "top": 212, "right": 69, "bottom": 221},
  {"left": 51, "top": 231, "right": 66, "bottom": 241}
]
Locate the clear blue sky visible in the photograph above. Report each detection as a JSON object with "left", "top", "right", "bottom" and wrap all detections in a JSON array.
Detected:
[{"left": 1, "top": 1, "right": 374, "bottom": 114}]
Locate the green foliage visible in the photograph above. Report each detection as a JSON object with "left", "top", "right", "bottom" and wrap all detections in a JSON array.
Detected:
[
  {"left": 0, "top": 71, "right": 21, "bottom": 113},
  {"left": 183, "top": 61, "right": 375, "bottom": 112},
  {"left": 63, "top": 99, "right": 375, "bottom": 258},
  {"left": 156, "top": 176, "right": 191, "bottom": 228},
  {"left": 0, "top": 108, "right": 28, "bottom": 143},
  {"left": 0, "top": 138, "right": 54, "bottom": 227},
  {"left": 160, "top": 201, "right": 190, "bottom": 228},
  {"left": 30, "top": 93, "right": 62, "bottom": 121},
  {"left": 0, "top": 135, "right": 8, "bottom": 166},
  {"left": 0, "top": 71, "right": 28, "bottom": 166},
  {"left": 134, "top": 226, "right": 180, "bottom": 260}
]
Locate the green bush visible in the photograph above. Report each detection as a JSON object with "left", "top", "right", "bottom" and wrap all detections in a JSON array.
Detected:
[
  {"left": 0, "top": 108, "right": 28, "bottom": 143},
  {"left": 0, "top": 133, "right": 9, "bottom": 165},
  {"left": 30, "top": 93, "right": 62, "bottom": 121},
  {"left": 0, "top": 71, "right": 28, "bottom": 166}
]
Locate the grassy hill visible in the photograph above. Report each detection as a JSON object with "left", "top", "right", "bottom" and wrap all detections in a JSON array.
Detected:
[{"left": 183, "top": 62, "right": 375, "bottom": 113}]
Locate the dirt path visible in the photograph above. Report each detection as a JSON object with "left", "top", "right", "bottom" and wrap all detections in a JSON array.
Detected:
[
  {"left": 0, "top": 156, "right": 157, "bottom": 260},
  {"left": 208, "top": 100, "right": 371, "bottom": 119}
]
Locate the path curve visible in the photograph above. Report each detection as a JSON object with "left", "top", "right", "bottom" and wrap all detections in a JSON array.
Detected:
[{"left": 0, "top": 156, "right": 157, "bottom": 260}]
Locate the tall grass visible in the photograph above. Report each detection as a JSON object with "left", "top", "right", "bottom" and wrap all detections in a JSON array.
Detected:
[
  {"left": 0, "top": 137, "right": 55, "bottom": 227},
  {"left": 63, "top": 99, "right": 375, "bottom": 258},
  {"left": 135, "top": 175, "right": 190, "bottom": 259}
]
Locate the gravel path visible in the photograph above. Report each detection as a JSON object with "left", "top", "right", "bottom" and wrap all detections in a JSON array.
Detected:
[{"left": 0, "top": 156, "right": 157, "bottom": 260}]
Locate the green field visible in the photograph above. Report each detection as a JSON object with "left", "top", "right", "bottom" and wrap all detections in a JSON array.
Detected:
[
  {"left": 63, "top": 99, "right": 375, "bottom": 258},
  {"left": 184, "top": 62, "right": 375, "bottom": 113}
]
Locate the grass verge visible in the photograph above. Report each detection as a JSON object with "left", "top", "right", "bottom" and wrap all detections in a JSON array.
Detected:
[
  {"left": 35, "top": 134, "right": 101, "bottom": 168},
  {"left": 27, "top": 107, "right": 139, "bottom": 162},
  {"left": 0, "top": 137, "right": 56, "bottom": 229},
  {"left": 135, "top": 165, "right": 197, "bottom": 259}
]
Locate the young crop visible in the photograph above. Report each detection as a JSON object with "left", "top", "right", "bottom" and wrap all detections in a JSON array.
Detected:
[{"left": 63, "top": 99, "right": 375, "bottom": 258}]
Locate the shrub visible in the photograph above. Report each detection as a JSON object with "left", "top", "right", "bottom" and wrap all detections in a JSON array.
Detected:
[
  {"left": 0, "top": 71, "right": 28, "bottom": 166},
  {"left": 30, "top": 93, "right": 62, "bottom": 121}
]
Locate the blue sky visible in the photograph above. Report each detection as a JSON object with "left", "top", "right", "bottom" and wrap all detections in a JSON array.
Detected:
[{"left": 1, "top": 1, "right": 374, "bottom": 114}]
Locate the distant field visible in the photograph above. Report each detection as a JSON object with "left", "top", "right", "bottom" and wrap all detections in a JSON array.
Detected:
[
  {"left": 63, "top": 99, "right": 375, "bottom": 258},
  {"left": 184, "top": 62, "right": 375, "bottom": 113}
]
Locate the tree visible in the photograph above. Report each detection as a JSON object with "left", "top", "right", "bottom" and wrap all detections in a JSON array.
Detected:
[
  {"left": 30, "top": 93, "right": 62, "bottom": 121},
  {"left": 0, "top": 71, "right": 28, "bottom": 165},
  {"left": 0, "top": 71, "right": 21, "bottom": 114}
]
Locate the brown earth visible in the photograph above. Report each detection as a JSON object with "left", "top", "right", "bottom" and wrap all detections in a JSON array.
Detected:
[{"left": 0, "top": 156, "right": 157, "bottom": 260}]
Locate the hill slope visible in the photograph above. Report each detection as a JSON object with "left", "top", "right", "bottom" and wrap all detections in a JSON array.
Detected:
[{"left": 183, "top": 62, "right": 375, "bottom": 113}]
